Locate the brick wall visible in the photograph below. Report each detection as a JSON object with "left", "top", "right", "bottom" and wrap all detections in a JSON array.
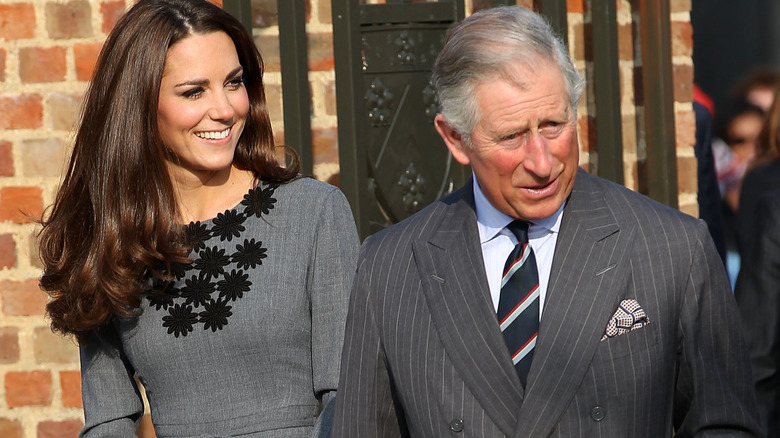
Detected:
[{"left": 0, "top": 0, "right": 695, "bottom": 437}]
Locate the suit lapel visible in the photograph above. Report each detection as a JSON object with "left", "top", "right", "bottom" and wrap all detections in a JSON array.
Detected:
[
  {"left": 413, "top": 183, "right": 523, "bottom": 436},
  {"left": 515, "top": 170, "right": 635, "bottom": 436}
]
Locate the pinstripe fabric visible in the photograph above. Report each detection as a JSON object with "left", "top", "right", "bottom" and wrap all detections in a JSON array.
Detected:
[{"left": 333, "top": 169, "right": 761, "bottom": 437}]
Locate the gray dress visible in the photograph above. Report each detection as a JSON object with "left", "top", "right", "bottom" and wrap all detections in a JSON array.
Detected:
[{"left": 79, "top": 178, "right": 360, "bottom": 437}]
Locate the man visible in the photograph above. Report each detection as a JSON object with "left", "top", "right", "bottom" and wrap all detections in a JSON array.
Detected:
[
  {"left": 333, "top": 6, "right": 760, "bottom": 437},
  {"left": 736, "top": 188, "right": 780, "bottom": 437}
]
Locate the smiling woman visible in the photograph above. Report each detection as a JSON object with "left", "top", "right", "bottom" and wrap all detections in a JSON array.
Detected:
[{"left": 36, "top": 0, "right": 359, "bottom": 436}]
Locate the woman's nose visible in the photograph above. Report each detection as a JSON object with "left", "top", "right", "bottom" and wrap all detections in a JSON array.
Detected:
[{"left": 208, "top": 91, "right": 235, "bottom": 121}]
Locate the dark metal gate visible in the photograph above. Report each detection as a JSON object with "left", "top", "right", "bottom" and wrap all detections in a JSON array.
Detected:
[{"left": 332, "top": 0, "right": 469, "bottom": 239}]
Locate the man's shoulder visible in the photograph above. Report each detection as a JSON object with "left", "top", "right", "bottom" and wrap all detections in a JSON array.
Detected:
[
  {"left": 362, "top": 185, "right": 472, "bottom": 249},
  {"left": 574, "top": 170, "right": 700, "bottom": 227}
]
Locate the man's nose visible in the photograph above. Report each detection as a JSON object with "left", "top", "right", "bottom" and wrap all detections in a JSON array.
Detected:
[{"left": 522, "top": 132, "right": 553, "bottom": 177}]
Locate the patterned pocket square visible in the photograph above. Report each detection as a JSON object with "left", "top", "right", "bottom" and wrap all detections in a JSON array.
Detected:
[{"left": 601, "top": 299, "right": 649, "bottom": 341}]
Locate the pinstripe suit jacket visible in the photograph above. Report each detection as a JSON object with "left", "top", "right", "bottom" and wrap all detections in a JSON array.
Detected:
[{"left": 333, "top": 169, "right": 761, "bottom": 437}]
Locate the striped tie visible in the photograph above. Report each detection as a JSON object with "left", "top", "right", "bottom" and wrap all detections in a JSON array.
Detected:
[{"left": 497, "top": 220, "right": 539, "bottom": 388}]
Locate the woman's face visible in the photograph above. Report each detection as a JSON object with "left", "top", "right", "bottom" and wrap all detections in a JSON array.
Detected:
[{"left": 157, "top": 31, "right": 249, "bottom": 185}]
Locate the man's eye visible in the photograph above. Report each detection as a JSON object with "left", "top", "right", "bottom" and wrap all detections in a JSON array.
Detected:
[{"left": 541, "top": 122, "right": 565, "bottom": 135}]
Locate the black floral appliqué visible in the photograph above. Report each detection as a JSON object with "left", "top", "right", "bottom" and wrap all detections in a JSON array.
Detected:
[
  {"left": 194, "top": 246, "right": 231, "bottom": 280},
  {"left": 180, "top": 274, "right": 216, "bottom": 308},
  {"left": 185, "top": 221, "right": 211, "bottom": 251},
  {"left": 148, "top": 182, "right": 278, "bottom": 337},
  {"left": 217, "top": 269, "right": 251, "bottom": 301},
  {"left": 162, "top": 303, "right": 199, "bottom": 337},
  {"left": 233, "top": 238, "right": 267, "bottom": 270},
  {"left": 200, "top": 300, "right": 233, "bottom": 332},
  {"left": 148, "top": 281, "right": 178, "bottom": 310},
  {"left": 242, "top": 184, "right": 278, "bottom": 218},
  {"left": 212, "top": 209, "right": 247, "bottom": 242}
]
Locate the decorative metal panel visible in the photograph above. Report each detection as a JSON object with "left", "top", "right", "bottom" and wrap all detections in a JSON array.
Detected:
[{"left": 333, "top": 0, "right": 467, "bottom": 239}]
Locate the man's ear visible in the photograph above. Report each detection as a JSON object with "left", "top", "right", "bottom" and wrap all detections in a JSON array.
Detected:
[{"left": 434, "top": 114, "right": 471, "bottom": 166}]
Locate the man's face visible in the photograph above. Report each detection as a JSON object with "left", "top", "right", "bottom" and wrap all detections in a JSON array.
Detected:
[{"left": 435, "top": 60, "right": 579, "bottom": 221}]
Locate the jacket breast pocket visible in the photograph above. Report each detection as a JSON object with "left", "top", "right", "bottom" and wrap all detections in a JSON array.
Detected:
[{"left": 594, "top": 322, "right": 660, "bottom": 361}]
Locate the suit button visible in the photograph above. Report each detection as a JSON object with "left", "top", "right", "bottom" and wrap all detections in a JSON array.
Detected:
[
  {"left": 590, "top": 406, "right": 606, "bottom": 421},
  {"left": 449, "top": 418, "right": 464, "bottom": 432}
]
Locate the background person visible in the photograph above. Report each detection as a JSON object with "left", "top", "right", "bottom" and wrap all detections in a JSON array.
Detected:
[
  {"left": 333, "top": 6, "right": 760, "bottom": 437},
  {"left": 37, "top": 0, "right": 359, "bottom": 436},
  {"left": 735, "top": 188, "right": 780, "bottom": 437},
  {"left": 736, "top": 84, "right": 780, "bottom": 260}
]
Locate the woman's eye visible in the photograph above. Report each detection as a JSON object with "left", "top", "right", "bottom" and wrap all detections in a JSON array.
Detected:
[
  {"left": 181, "top": 87, "right": 204, "bottom": 98},
  {"left": 227, "top": 77, "right": 244, "bottom": 89}
]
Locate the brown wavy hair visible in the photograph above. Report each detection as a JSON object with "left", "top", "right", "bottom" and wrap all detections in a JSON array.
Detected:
[
  {"left": 752, "top": 84, "right": 780, "bottom": 168},
  {"left": 38, "top": 0, "right": 299, "bottom": 343}
]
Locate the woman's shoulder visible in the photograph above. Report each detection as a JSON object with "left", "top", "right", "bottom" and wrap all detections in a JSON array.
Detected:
[{"left": 269, "top": 176, "right": 343, "bottom": 201}]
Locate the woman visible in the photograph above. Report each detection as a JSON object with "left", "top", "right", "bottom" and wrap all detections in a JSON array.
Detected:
[{"left": 37, "top": 0, "right": 359, "bottom": 436}]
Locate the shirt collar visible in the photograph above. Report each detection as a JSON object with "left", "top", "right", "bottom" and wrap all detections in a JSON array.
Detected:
[{"left": 473, "top": 175, "right": 565, "bottom": 244}]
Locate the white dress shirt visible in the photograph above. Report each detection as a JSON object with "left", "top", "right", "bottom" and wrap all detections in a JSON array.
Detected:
[{"left": 473, "top": 177, "right": 564, "bottom": 318}]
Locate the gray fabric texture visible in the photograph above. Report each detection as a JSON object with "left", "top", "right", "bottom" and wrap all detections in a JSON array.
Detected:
[
  {"left": 333, "top": 168, "right": 761, "bottom": 437},
  {"left": 79, "top": 177, "right": 359, "bottom": 437}
]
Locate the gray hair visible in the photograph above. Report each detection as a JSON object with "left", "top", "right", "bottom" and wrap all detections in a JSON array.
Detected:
[{"left": 431, "top": 6, "right": 586, "bottom": 143}]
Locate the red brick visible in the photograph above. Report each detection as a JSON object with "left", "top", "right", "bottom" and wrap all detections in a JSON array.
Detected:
[
  {"left": 74, "top": 43, "right": 103, "bottom": 81},
  {"left": 33, "top": 327, "right": 79, "bottom": 364},
  {"left": 0, "top": 327, "right": 20, "bottom": 364},
  {"left": 677, "top": 155, "right": 697, "bottom": 194},
  {"left": 324, "top": 80, "right": 336, "bottom": 116},
  {"left": 318, "top": 0, "right": 332, "bottom": 25},
  {"left": 21, "top": 138, "right": 69, "bottom": 177},
  {"left": 671, "top": 0, "right": 692, "bottom": 13},
  {"left": 676, "top": 107, "right": 696, "bottom": 149},
  {"left": 37, "top": 419, "right": 83, "bottom": 438},
  {"left": 671, "top": 21, "right": 693, "bottom": 58},
  {"left": 265, "top": 83, "right": 283, "bottom": 122},
  {"left": 0, "top": 48, "right": 6, "bottom": 82},
  {"left": 567, "top": 0, "right": 586, "bottom": 13},
  {"left": 308, "top": 33, "right": 334, "bottom": 71},
  {"left": 312, "top": 127, "right": 338, "bottom": 164},
  {"left": 46, "top": 2, "right": 93, "bottom": 39},
  {"left": 48, "top": 92, "right": 84, "bottom": 131},
  {"left": 252, "top": 0, "right": 278, "bottom": 28},
  {"left": 618, "top": 23, "right": 633, "bottom": 61},
  {"left": 0, "top": 234, "right": 16, "bottom": 269},
  {"left": 0, "top": 278, "right": 47, "bottom": 316},
  {"left": 570, "top": 21, "right": 587, "bottom": 62},
  {"left": 0, "top": 418, "right": 23, "bottom": 438},
  {"left": 5, "top": 371, "right": 53, "bottom": 407},
  {"left": 0, "top": 186, "right": 43, "bottom": 224},
  {"left": 0, "top": 140, "right": 14, "bottom": 176},
  {"left": 59, "top": 371, "right": 82, "bottom": 408},
  {"left": 0, "top": 4, "right": 36, "bottom": 39},
  {"left": 29, "top": 235, "right": 44, "bottom": 270},
  {"left": 673, "top": 63, "right": 694, "bottom": 103},
  {"left": 255, "top": 34, "right": 280, "bottom": 72},
  {"left": 0, "top": 94, "right": 44, "bottom": 130},
  {"left": 101, "top": 1, "right": 127, "bottom": 34},
  {"left": 20, "top": 46, "right": 67, "bottom": 83}
]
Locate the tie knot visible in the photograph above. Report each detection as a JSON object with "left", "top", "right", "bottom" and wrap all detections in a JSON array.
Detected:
[{"left": 506, "top": 220, "right": 530, "bottom": 243}]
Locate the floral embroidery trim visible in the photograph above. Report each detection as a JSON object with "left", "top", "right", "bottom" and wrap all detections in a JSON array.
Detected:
[{"left": 147, "top": 182, "right": 278, "bottom": 337}]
